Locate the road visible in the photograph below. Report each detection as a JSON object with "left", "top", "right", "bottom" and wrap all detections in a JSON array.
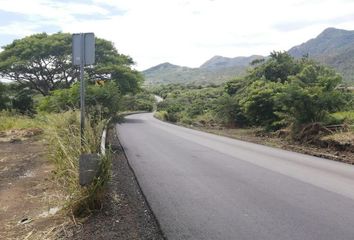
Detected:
[{"left": 116, "top": 113, "right": 354, "bottom": 240}]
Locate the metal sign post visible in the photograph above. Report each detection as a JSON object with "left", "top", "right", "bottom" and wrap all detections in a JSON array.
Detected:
[{"left": 72, "top": 33, "right": 95, "bottom": 148}]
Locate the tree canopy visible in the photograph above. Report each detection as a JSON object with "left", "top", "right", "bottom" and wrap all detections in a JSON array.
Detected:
[{"left": 0, "top": 32, "right": 142, "bottom": 96}]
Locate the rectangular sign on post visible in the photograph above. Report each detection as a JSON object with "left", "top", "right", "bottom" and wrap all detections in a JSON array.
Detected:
[
  {"left": 72, "top": 32, "right": 95, "bottom": 153},
  {"left": 72, "top": 33, "right": 95, "bottom": 65}
]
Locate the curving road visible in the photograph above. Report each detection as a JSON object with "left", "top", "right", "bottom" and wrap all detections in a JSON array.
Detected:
[{"left": 116, "top": 113, "right": 354, "bottom": 240}]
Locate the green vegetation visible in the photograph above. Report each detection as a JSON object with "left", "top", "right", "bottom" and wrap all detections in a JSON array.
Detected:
[
  {"left": 155, "top": 52, "right": 354, "bottom": 138},
  {"left": 37, "top": 81, "right": 121, "bottom": 119},
  {"left": 44, "top": 111, "right": 110, "bottom": 216},
  {"left": 0, "top": 111, "right": 41, "bottom": 131},
  {"left": 0, "top": 32, "right": 151, "bottom": 217},
  {"left": 0, "top": 32, "right": 142, "bottom": 96},
  {"left": 0, "top": 110, "right": 111, "bottom": 216},
  {"left": 154, "top": 84, "right": 223, "bottom": 125},
  {"left": 0, "top": 82, "right": 36, "bottom": 114},
  {"left": 331, "top": 111, "right": 354, "bottom": 125},
  {"left": 120, "top": 90, "right": 156, "bottom": 112}
]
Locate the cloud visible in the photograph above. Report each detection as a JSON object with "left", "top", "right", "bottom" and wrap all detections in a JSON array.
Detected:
[
  {"left": 274, "top": 13, "right": 354, "bottom": 32},
  {"left": 0, "top": 0, "right": 354, "bottom": 70}
]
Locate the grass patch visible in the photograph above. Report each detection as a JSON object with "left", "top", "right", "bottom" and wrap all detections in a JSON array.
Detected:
[
  {"left": 331, "top": 111, "right": 354, "bottom": 125},
  {"left": 0, "top": 110, "right": 43, "bottom": 131}
]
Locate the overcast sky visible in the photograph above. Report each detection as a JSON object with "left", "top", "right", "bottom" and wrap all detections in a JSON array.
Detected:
[{"left": 0, "top": 0, "right": 354, "bottom": 70}]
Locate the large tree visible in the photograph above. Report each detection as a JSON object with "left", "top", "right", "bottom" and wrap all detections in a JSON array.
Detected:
[{"left": 0, "top": 32, "right": 142, "bottom": 95}]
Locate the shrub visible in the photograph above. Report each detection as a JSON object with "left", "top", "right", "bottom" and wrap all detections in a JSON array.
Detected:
[
  {"left": 37, "top": 81, "right": 121, "bottom": 118},
  {"left": 120, "top": 92, "right": 155, "bottom": 112},
  {"left": 239, "top": 80, "right": 283, "bottom": 128},
  {"left": 12, "top": 89, "right": 35, "bottom": 115},
  {"left": 213, "top": 94, "right": 247, "bottom": 127},
  {"left": 154, "top": 111, "right": 169, "bottom": 121},
  {"left": 0, "top": 82, "right": 11, "bottom": 110}
]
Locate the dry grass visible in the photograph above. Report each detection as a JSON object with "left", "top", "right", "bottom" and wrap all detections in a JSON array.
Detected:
[
  {"left": 43, "top": 111, "right": 111, "bottom": 216},
  {"left": 321, "top": 131, "right": 354, "bottom": 145},
  {"left": 0, "top": 110, "right": 112, "bottom": 238}
]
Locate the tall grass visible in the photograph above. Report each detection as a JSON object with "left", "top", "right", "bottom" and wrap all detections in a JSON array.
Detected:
[
  {"left": 0, "top": 110, "right": 111, "bottom": 216},
  {"left": 44, "top": 111, "right": 111, "bottom": 216}
]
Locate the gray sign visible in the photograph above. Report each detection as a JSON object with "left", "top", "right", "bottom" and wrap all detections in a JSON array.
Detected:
[{"left": 72, "top": 33, "right": 95, "bottom": 65}]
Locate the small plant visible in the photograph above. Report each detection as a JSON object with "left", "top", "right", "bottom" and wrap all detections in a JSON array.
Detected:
[{"left": 154, "top": 111, "right": 169, "bottom": 121}]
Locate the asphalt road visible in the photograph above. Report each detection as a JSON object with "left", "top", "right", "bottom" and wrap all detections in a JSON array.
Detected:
[{"left": 116, "top": 113, "right": 354, "bottom": 240}]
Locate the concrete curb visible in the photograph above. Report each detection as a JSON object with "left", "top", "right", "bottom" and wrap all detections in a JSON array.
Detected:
[{"left": 100, "top": 128, "right": 107, "bottom": 156}]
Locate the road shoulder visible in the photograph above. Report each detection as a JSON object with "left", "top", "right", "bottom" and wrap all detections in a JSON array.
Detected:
[{"left": 69, "top": 126, "right": 165, "bottom": 240}]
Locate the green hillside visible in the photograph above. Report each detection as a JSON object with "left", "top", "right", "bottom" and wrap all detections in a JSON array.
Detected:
[{"left": 288, "top": 27, "right": 354, "bottom": 83}]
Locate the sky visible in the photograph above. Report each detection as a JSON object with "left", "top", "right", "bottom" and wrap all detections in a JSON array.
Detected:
[{"left": 0, "top": 0, "right": 354, "bottom": 70}]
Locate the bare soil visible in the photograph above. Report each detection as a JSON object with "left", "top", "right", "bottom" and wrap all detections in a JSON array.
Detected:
[
  {"left": 0, "top": 130, "right": 66, "bottom": 240},
  {"left": 65, "top": 127, "right": 165, "bottom": 240}
]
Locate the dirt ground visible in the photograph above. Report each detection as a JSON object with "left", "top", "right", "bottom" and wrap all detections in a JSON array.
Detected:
[{"left": 0, "top": 130, "right": 66, "bottom": 240}]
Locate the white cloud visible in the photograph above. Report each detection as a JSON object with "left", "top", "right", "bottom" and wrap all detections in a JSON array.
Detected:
[{"left": 0, "top": 0, "right": 354, "bottom": 69}]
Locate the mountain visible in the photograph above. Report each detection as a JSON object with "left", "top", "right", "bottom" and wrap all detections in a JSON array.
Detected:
[
  {"left": 200, "top": 55, "right": 263, "bottom": 69},
  {"left": 288, "top": 27, "right": 354, "bottom": 83},
  {"left": 144, "top": 27, "right": 354, "bottom": 85},
  {"left": 143, "top": 56, "right": 263, "bottom": 85}
]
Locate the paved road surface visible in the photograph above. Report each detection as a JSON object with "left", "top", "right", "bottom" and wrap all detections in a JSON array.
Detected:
[{"left": 116, "top": 113, "right": 354, "bottom": 240}]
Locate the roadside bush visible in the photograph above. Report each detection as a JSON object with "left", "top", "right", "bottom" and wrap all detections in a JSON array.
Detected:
[
  {"left": 156, "top": 98, "right": 185, "bottom": 122},
  {"left": 194, "top": 112, "right": 217, "bottom": 127},
  {"left": 239, "top": 80, "right": 283, "bottom": 128},
  {"left": 213, "top": 94, "right": 247, "bottom": 127},
  {"left": 275, "top": 66, "right": 346, "bottom": 129},
  {"left": 120, "top": 92, "right": 155, "bottom": 112},
  {"left": 154, "top": 111, "right": 169, "bottom": 121},
  {"left": 86, "top": 81, "right": 121, "bottom": 118},
  {"left": 37, "top": 81, "right": 121, "bottom": 118},
  {"left": 36, "top": 84, "right": 79, "bottom": 112}
]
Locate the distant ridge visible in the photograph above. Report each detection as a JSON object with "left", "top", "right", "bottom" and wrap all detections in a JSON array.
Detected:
[
  {"left": 143, "top": 55, "right": 264, "bottom": 85},
  {"left": 200, "top": 55, "right": 263, "bottom": 69},
  {"left": 288, "top": 27, "right": 354, "bottom": 83},
  {"left": 144, "top": 27, "right": 354, "bottom": 85}
]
